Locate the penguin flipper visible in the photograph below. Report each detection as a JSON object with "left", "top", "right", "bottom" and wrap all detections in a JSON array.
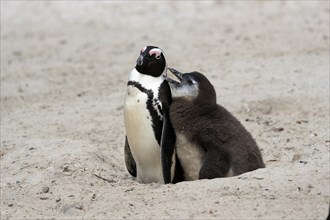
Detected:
[
  {"left": 124, "top": 136, "right": 136, "bottom": 177},
  {"left": 160, "top": 110, "right": 176, "bottom": 184}
]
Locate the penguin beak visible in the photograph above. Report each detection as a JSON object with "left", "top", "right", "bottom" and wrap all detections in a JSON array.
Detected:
[
  {"left": 136, "top": 55, "right": 143, "bottom": 66},
  {"left": 167, "top": 67, "right": 183, "bottom": 83}
]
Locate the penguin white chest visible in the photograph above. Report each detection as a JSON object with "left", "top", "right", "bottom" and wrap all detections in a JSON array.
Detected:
[
  {"left": 124, "top": 85, "right": 163, "bottom": 183},
  {"left": 176, "top": 133, "right": 206, "bottom": 181}
]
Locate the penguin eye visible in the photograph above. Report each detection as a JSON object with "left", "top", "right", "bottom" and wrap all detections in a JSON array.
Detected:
[
  {"left": 155, "top": 54, "right": 161, "bottom": 59},
  {"left": 187, "top": 79, "right": 195, "bottom": 85}
]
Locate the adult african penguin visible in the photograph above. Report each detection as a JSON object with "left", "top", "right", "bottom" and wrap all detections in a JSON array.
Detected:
[
  {"left": 123, "top": 46, "right": 183, "bottom": 184},
  {"left": 166, "top": 67, "right": 265, "bottom": 181}
]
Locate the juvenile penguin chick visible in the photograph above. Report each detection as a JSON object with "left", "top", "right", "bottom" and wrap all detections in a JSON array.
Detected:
[
  {"left": 166, "top": 67, "right": 265, "bottom": 180},
  {"left": 123, "top": 46, "right": 183, "bottom": 184}
]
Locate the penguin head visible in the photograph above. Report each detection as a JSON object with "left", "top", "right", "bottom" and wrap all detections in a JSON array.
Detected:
[
  {"left": 135, "top": 46, "right": 166, "bottom": 77},
  {"left": 166, "top": 67, "right": 216, "bottom": 104}
]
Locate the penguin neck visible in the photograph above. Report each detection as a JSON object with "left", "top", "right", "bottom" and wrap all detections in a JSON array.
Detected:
[
  {"left": 171, "top": 98, "right": 217, "bottom": 120},
  {"left": 128, "top": 68, "right": 165, "bottom": 89}
]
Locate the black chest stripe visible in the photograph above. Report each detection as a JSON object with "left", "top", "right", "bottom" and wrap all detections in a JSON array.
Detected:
[{"left": 127, "top": 81, "right": 163, "bottom": 145}]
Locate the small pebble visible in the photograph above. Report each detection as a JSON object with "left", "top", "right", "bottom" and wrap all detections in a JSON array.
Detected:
[
  {"left": 292, "top": 154, "right": 301, "bottom": 163},
  {"left": 296, "top": 120, "right": 308, "bottom": 124},
  {"left": 124, "top": 187, "right": 134, "bottom": 193},
  {"left": 75, "top": 204, "right": 83, "bottom": 210},
  {"left": 42, "top": 186, "right": 50, "bottom": 193},
  {"left": 272, "top": 127, "right": 284, "bottom": 132}
]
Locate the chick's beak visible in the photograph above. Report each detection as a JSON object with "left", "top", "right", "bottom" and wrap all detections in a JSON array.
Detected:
[{"left": 167, "top": 67, "right": 183, "bottom": 82}]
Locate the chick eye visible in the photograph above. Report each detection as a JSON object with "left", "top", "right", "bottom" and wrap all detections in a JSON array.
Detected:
[
  {"left": 155, "top": 54, "right": 161, "bottom": 59},
  {"left": 187, "top": 79, "right": 194, "bottom": 84}
]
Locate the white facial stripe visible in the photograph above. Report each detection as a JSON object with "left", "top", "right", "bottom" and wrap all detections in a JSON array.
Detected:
[
  {"left": 129, "top": 68, "right": 165, "bottom": 92},
  {"left": 141, "top": 46, "right": 147, "bottom": 53},
  {"left": 149, "top": 48, "right": 162, "bottom": 57}
]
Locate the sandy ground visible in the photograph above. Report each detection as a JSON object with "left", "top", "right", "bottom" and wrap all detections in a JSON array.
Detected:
[{"left": 1, "top": 1, "right": 329, "bottom": 219}]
